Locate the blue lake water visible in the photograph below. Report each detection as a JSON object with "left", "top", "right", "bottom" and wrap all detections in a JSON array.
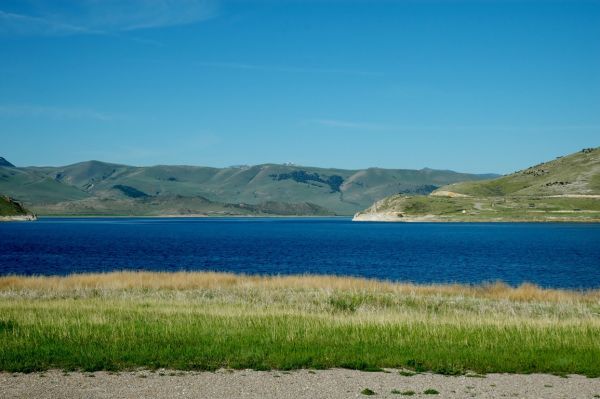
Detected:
[{"left": 0, "top": 217, "right": 599, "bottom": 289}]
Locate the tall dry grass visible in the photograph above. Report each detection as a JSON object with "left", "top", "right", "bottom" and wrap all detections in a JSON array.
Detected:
[{"left": 1, "top": 271, "right": 598, "bottom": 303}]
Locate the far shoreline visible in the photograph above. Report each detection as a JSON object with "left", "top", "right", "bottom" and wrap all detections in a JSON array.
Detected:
[
  {"left": 20, "top": 214, "right": 600, "bottom": 224},
  {"left": 33, "top": 214, "right": 352, "bottom": 219}
]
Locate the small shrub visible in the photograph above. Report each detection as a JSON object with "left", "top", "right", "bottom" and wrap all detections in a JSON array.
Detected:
[
  {"left": 434, "top": 364, "right": 463, "bottom": 375},
  {"left": 0, "top": 320, "right": 16, "bottom": 333},
  {"left": 424, "top": 389, "right": 439, "bottom": 395},
  {"left": 400, "top": 391, "right": 415, "bottom": 396},
  {"left": 406, "top": 359, "right": 427, "bottom": 372},
  {"left": 342, "top": 360, "right": 382, "bottom": 372},
  {"left": 361, "top": 388, "right": 376, "bottom": 395},
  {"left": 466, "top": 373, "right": 486, "bottom": 378},
  {"left": 329, "top": 294, "right": 361, "bottom": 313}
]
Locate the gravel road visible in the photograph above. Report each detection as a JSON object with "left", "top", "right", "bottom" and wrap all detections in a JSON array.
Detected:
[{"left": 1, "top": 369, "right": 599, "bottom": 398}]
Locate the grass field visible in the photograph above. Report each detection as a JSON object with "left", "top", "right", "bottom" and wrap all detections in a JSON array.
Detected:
[{"left": 1, "top": 272, "right": 599, "bottom": 375}]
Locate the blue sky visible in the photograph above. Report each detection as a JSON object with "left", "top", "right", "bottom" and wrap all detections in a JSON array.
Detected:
[{"left": 1, "top": 0, "right": 599, "bottom": 174}]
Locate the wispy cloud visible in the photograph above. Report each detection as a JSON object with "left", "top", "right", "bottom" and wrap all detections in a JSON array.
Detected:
[
  {"left": 312, "top": 119, "right": 391, "bottom": 130},
  {"left": 0, "top": 105, "right": 116, "bottom": 121},
  {"left": 77, "top": 133, "right": 221, "bottom": 165},
  {"left": 310, "top": 119, "right": 600, "bottom": 132},
  {"left": 195, "top": 61, "right": 382, "bottom": 77},
  {"left": 0, "top": 10, "right": 97, "bottom": 35},
  {"left": 0, "top": 1, "right": 218, "bottom": 36}
]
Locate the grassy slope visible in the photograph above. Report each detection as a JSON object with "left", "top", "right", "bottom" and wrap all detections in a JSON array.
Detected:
[
  {"left": 441, "top": 147, "right": 600, "bottom": 197},
  {"left": 38, "top": 196, "right": 334, "bottom": 217},
  {"left": 1, "top": 160, "right": 496, "bottom": 215},
  {"left": 356, "top": 148, "right": 600, "bottom": 221},
  {"left": 361, "top": 195, "right": 600, "bottom": 222},
  {"left": 1, "top": 272, "right": 599, "bottom": 375},
  {"left": 0, "top": 196, "right": 29, "bottom": 216},
  {"left": 0, "top": 166, "right": 90, "bottom": 204}
]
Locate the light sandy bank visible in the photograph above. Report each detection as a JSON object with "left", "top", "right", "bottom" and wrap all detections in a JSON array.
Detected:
[
  {"left": 352, "top": 212, "right": 440, "bottom": 222},
  {"left": 0, "top": 214, "right": 37, "bottom": 222},
  {"left": 1, "top": 369, "right": 598, "bottom": 399}
]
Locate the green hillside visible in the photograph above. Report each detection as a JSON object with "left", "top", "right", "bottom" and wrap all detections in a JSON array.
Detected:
[
  {"left": 439, "top": 147, "right": 600, "bottom": 197},
  {"left": 0, "top": 195, "right": 35, "bottom": 219},
  {"left": 39, "top": 196, "right": 334, "bottom": 217},
  {"left": 354, "top": 147, "right": 600, "bottom": 222},
  {"left": 0, "top": 196, "right": 26, "bottom": 216},
  {"left": 0, "top": 167, "right": 91, "bottom": 204},
  {"left": 0, "top": 158, "right": 495, "bottom": 216}
]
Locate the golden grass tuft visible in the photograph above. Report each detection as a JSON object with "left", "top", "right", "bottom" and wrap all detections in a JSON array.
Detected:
[{"left": 0, "top": 271, "right": 598, "bottom": 303}]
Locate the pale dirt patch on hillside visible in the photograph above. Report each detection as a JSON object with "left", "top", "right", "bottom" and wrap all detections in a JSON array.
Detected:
[
  {"left": 1, "top": 369, "right": 599, "bottom": 399},
  {"left": 429, "top": 190, "right": 470, "bottom": 198}
]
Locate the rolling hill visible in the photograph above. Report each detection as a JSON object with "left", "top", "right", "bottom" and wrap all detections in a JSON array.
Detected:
[
  {"left": 0, "top": 158, "right": 496, "bottom": 216},
  {"left": 0, "top": 195, "right": 36, "bottom": 221},
  {"left": 434, "top": 147, "right": 600, "bottom": 197},
  {"left": 354, "top": 147, "right": 600, "bottom": 222}
]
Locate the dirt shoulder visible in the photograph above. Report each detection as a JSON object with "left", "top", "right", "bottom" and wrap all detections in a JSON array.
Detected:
[{"left": 1, "top": 369, "right": 598, "bottom": 399}]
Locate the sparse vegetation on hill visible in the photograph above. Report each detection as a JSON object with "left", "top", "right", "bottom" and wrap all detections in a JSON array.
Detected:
[
  {"left": 355, "top": 148, "right": 600, "bottom": 222},
  {"left": 441, "top": 147, "right": 600, "bottom": 197},
  {"left": 0, "top": 195, "right": 34, "bottom": 219}
]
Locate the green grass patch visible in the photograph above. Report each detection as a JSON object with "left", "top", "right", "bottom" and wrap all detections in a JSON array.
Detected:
[
  {"left": 465, "top": 373, "right": 486, "bottom": 378},
  {"left": 398, "top": 370, "right": 417, "bottom": 377},
  {"left": 0, "top": 274, "right": 599, "bottom": 375},
  {"left": 0, "top": 196, "right": 29, "bottom": 216}
]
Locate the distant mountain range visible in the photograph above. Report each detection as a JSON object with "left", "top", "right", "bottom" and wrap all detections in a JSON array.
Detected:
[
  {"left": 0, "top": 159, "right": 497, "bottom": 216},
  {"left": 354, "top": 147, "right": 600, "bottom": 222}
]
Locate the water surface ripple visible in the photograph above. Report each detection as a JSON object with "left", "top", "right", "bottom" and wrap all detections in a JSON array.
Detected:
[{"left": 1, "top": 218, "right": 599, "bottom": 289}]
